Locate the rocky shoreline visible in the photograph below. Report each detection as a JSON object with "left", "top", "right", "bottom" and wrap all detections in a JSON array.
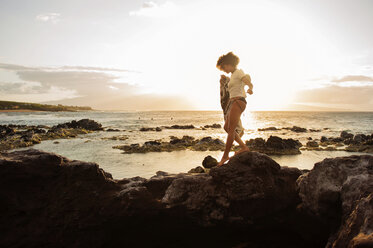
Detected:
[
  {"left": 1, "top": 119, "right": 373, "bottom": 157},
  {"left": 302, "top": 130, "right": 373, "bottom": 153},
  {"left": 0, "top": 149, "right": 371, "bottom": 247},
  {"left": 0, "top": 119, "right": 103, "bottom": 151},
  {"left": 113, "top": 135, "right": 303, "bottom": 155}
]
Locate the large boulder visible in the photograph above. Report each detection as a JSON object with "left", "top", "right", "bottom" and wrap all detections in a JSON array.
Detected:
[
  {"left": 163, "top": 152, "right": 302, "bottom": 224},
  {"left": 4, "top": 149, "right": 371, "bottom": 247},
  {"left": 297, "top": 155, "right": 373, "bottom": 247}
]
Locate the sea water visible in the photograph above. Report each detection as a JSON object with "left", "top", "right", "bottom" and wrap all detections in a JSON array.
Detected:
[{"left": 1, "top": 111, "right": 372, "bottom": 179}]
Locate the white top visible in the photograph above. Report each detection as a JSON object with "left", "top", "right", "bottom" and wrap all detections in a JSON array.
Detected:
[{"left": 228, "top": 69, "right": 246, "bottom": 98}]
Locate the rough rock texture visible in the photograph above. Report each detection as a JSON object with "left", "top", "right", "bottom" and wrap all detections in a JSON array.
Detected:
[
  {"left": 297, "top": 155, "right": 373, "bottom": 247},
  {"left": 0, "top": 149, "right": 331, "bottom": 248},
  {"left": 164, "top": 152, "right": 304, "bottom": 226},
  {"left": 246, "top": 136, "right": 302, "bottom": 155},
  {"left": 202, "top": 155, "right": 218, "bottom": 168},
  {"left": 0, "top": 119, "right": 103, "bottom": 151},
  {"left": 53, "top": 118, "right": 103, "bottom": 131},
  {"left": 304, "top": 131, "right": 373, "bottom": 153}
]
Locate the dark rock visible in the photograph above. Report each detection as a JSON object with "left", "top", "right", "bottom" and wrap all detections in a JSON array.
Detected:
[
  {"left": 306, "top": 141, "right": 319, "bottom": 148},
  {"left": 170, "top": 135, "right": 195, "bottom": 145},
  {"left": 353, "top": 134, "right": 367, "bottom": 143},
  {"left": 246, "top": 137, "right": 265, "bottom": 147},
  {"left": 54, "top": 119, "right": 103, "bottom": 131},
  {"left": 188, "top": 166, "right": 205, "bottom": 173},
  {"left": 258, "top": 127, "right": 279, "bottom": 131},
  {"left": 320, "top": 136, "right": 328, "bottom": 143},
  {"left": 106, "top": 128, "right": 120, "bottom": 132},
  {"left": 140, "top": 127, "right": 156, "bottom": 131},
  {"left": 114, "top": 136, "right": 225, "bottom": 154},
  {"left": 307, "top": 137, "right": 312, "bottom": 140},
  {"left": 245, "top": 136, "right": 301, "bottom": 155},
  {"left": 1, "top": 120, "right": 103, "bottom": 151},
  {"left": 309, "top": 129, "right": 321, "bottom": 132},
  {"left": 204, "top": 123, "right": 221, "bottom": 128},
  {"left": 266, "top": 136, "right": 302, "bottom": 151},
  {"left": 341, "top": 131, "right": 354, "bottom": 139},
  {"left": 289, "top": 126, "right": 307, "bottom": 132},
  {"left": 202, "top": 155, "right": 218, "bottom": 168},
  {"left": 343, "top": 138, "right": 353, "bottom": 145},
  {"left": 101, "top": 135, "right": 128, "bottom": 141},
  {"left": 164, "top": 124, "right": 195, "bottom": 129},
  {"left": 331, "top": 137, "right": 344, "bottom": 143},
  {"left": 3, "top": 149, "right": 367, "bottom": 247},
  {"left": 297, "top": 155, "right": 373, "bottom": 247},
  {"left": 144, "top": 140, "right": 161, "bottom": 146}
]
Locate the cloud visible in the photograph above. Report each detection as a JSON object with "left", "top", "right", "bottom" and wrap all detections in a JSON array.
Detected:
[
  {"left": 0, "top": 82, "right": 46, "bottom": 94},
  {"left": 332, "top": 75, "right": 373, "bottom": 83},
  {"left": 0, "top": 63, "right": 135, "bottom": 73},
  {"left": 129, "top": 1, "right": 179, "bottom": 17},
  {"left": 295, "top": 85, "right": 373, "bottom": 110},
  {"left": 0, "top": 63, "right": 30, "bottom": 71},
  {"left": 35, "top": 13, "right": 61, "bottom": 23},
  {"left": 0, "top": 62, "right": 138, "bottom": 98},
  {"left": 0, "top": 62, "right": 195, "bottom": 110},
  {"left": 60, "top": 66, "right": 138, "bottom": 73}
]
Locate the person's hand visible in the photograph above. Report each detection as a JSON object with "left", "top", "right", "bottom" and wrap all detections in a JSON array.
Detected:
[
  {"left": 220, "top": 74, "right": 227, "bottom": 84},
  {"left": 247, "top": 88, "right": 253, "bottom": 95}
]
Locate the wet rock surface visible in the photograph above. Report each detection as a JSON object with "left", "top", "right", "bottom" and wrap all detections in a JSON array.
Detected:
[{"left": 0, "top": 119, "right": 103, "bottom": 151}]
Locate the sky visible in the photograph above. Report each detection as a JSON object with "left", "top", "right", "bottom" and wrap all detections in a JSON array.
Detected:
[{"left": 0, "top": 0, "right": 373, "bottom": 111}]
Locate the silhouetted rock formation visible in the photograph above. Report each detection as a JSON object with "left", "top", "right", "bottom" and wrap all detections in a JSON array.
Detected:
[
  {"left": 246, "top": 136, "right": 302, "bottom": 155},
  {"left": 1, "top": 149, "right": 371, "bottom": 247}
]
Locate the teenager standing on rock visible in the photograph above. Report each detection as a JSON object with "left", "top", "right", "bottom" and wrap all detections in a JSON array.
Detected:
[{"left": 216, "top": 52, "right": 253, "bottom": 166}]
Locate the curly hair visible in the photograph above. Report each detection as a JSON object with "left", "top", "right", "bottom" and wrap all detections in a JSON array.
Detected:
[{"left": 216, "top": 52, "right": 240, "bottom": 68}]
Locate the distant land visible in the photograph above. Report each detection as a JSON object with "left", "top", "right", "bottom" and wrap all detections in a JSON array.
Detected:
[{"left": 0, "top": 100, "right": 93, "bottom": 112}]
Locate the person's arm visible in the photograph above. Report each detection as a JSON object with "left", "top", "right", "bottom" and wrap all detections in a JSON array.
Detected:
[{"left": 241, "top": 74, "right": 253, "bottom": 95}]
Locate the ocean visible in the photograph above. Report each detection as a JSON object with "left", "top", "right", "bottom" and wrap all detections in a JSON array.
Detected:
[{"left": 1, "top": 111, "right": 372, "bottom": 179}]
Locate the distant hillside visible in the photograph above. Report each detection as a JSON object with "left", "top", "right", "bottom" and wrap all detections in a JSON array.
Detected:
[{"left": 0, "top": 100, "right": 93, "bottom": 112}]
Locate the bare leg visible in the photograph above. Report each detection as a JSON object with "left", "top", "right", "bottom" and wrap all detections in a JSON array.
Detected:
[
  {"left": 224, "top": 117, "right": 246, "bottom": 148},
  {"left": 218, "top": 101, "right": 247, "bottom": 166}
]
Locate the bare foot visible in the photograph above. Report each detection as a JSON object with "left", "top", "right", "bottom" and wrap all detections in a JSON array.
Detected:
[
  {"left": 234, "top": 147, "right": 250, "bottom": 156},
  {"left": 217, "top": 156, "right": 230, "bottom": 167}
]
